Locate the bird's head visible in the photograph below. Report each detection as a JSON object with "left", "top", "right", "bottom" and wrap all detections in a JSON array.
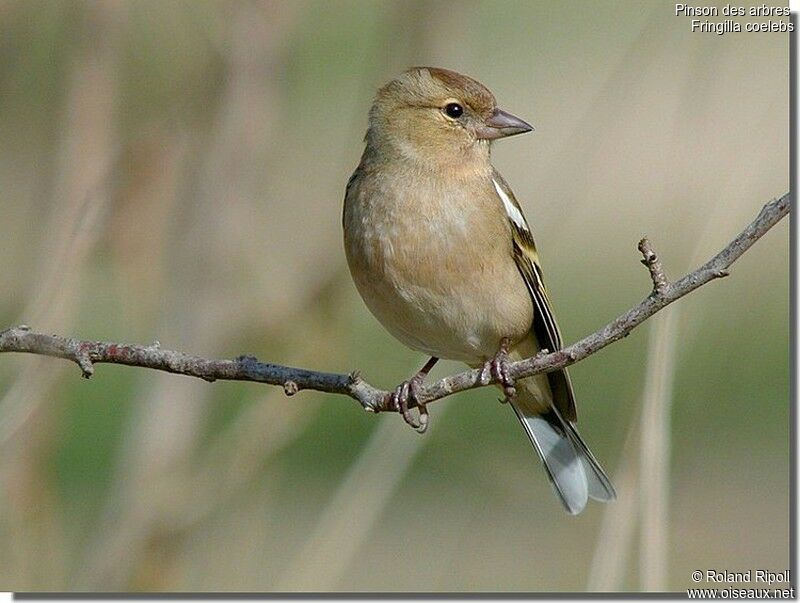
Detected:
[{"left": 366, "top": 67, "right": 532, "bottom": 171}]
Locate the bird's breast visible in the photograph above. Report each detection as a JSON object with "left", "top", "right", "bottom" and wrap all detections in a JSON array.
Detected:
[{"left": 343, "top": 171, "right": 533, "bottom": 362}]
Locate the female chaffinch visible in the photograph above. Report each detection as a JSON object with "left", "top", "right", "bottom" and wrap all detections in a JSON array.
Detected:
[{"left": 342, "top": 67, "right": 614, "bottom": 514}]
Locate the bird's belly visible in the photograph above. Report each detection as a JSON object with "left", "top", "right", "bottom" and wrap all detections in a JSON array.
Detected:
[
  {"left": 345, "top": 209, "right": 533, "bottom": 363},
  {"left": 364, "top": 284, "right": 532, "bottom": 362}
]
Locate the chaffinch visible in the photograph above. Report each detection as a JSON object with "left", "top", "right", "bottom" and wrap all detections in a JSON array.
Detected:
[{"left": 342, "top": 67, "right": 614, "bottom": 514}]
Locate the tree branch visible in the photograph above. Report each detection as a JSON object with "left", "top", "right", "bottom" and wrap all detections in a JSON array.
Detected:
[{"left": 0, "top": 192, "right": 789, "bottom": 415}]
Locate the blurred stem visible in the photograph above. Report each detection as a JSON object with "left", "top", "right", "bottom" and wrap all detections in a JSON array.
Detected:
[
  {"left": 0, "top": 0, "right": 123, "bottom": 589},
  {"left": 586, "top": 414, "right": 640, "bottom": 591},
  {"left": 275, "top": 411, "right": 444, "bottom": 590},
  {"left": 637, "top": 308, "right": 679, "bottom": 591}
]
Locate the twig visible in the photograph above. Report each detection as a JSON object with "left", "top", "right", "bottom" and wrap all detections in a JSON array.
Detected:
[
  {"left": 0, "top": 193, "right": 790, "bottom": 415},
  {"left": 638, "top": 237, "right": 669, "bottom": 295}
]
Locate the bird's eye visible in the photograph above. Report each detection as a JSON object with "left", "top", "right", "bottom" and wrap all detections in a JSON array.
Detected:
[{"left": 443, "top": 102, "right": 464, "bottom": 119}]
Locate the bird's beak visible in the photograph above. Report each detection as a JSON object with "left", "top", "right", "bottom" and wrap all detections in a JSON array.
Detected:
[{"left": 475, "top": 108, "right": 533, "bottom": 140}]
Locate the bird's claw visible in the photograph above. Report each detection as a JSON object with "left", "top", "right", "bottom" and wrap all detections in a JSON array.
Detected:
[
  {"left": 390, "top": 373, "right": 429, "bottom": 433},
  {"left": 480, "top": 337, "right": 516, "bottom": 403}
]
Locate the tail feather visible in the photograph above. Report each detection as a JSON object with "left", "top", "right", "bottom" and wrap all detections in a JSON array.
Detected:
[
  {"left": 481, "top": 339, "right": 615, "bottom": 513},
  {"left": 511, "top": 402, "right": 588, "bottom": 514},
  {"left": 509, "top": 375, "right": 615, "bottom": 513},
  {"left": 555, "top": 406, "right": 617, "bottom": 502}
]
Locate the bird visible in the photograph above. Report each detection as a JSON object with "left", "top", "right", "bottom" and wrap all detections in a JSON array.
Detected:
[{"left": 342, "top": 66, "right": 615, "bottom": 514}]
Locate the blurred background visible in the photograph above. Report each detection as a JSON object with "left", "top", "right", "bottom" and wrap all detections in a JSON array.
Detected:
[{"left": 0, "top": 0, "right": 789, "bottom": 593}]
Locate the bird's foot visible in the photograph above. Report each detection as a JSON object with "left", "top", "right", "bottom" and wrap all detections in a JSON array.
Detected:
[
  {"left": 389, "top": 357, "right": 438, "bottom": 433},
  {"left": 480, "top": 337, "right": 516, "bottom": 403},
  {"left": 390, "top": 374, "right": 428, "bottom": 433}
]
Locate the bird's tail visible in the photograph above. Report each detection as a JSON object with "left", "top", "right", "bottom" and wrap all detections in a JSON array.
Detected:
[{"left": 509, "top": 371, "right": 616, "bottom": 515}]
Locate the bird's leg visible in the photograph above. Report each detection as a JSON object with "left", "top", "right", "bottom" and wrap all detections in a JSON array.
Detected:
[
  {"left": 390, "top": 356, "right": 438, "bottom": 433},
  {"left": 480, "top": 337, "right": 516, "bottom": 403}
]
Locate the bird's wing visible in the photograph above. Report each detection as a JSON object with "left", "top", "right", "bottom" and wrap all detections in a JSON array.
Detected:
[
  {"left": 342, "top": 165, "right": 362, "bottom": 227},
  {"left": 491, "top": 170, "right": 577, "bottom": 422}
]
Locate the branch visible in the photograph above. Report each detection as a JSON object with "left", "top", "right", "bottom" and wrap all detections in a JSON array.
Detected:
[
  {"left": 637, "top": 237, "right": 669, "bottom": 295},
  {"left": 0, "top": 193, "right": 789, "bottom": 415}
]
